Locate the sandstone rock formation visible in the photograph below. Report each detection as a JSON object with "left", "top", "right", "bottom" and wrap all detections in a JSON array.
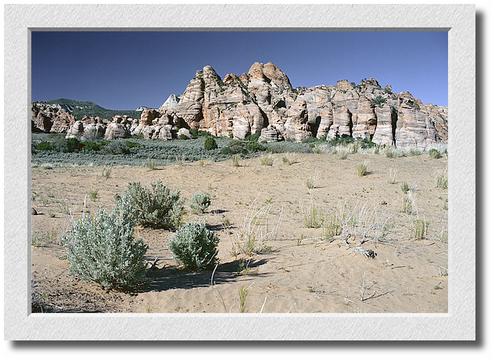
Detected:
[
  {"left": 104, "top": 115, "right": 131, "bottom": 140},
  {"left": 33, "top": 62, "right": 447, "bottom": 148},
  {"left": 32, "top": 103, "right": 75, "bottom": 133},
  {"left": 153, "top": 62, "right": 447, "bottom": 148}
]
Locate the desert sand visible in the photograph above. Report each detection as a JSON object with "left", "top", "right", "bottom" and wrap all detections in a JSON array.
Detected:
[{"left": 31, "top": 152, "right": 448, "bottom": 313}]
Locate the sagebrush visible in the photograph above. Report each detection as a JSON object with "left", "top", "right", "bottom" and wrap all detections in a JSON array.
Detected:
[
  {"left": 119, "top": 181, "right": 185, "bottom": 229},
  {"left": 169, "top": 222, "right": 219, "bottom": 271},
  {"left": 62, "top": 197, "right": 148, "bottom": 290},
  {"left": 190, "top": 192, "right": 212, "bottom": 214}
]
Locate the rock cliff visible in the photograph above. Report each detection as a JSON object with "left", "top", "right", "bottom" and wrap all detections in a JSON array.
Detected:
[
  {"left": 154, "top": 62, "right": 447, "bottom": 148},
  {"left": 32, "top": 62, "right": 448, "bottom": 148}
]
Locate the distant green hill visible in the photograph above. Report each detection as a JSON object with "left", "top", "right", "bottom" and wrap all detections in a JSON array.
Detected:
[{"left": 38, "top": 98, "right": 142, "bottom": 120}]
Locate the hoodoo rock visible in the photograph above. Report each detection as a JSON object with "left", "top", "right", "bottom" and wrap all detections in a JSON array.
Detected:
[
  {"left": 32, "top": 103, "right": 75, "bottom": 133},
  {"left": 104, "top": 115, "right": 130, "bottom": 140},
  {"left": 153, "top": 62, "right": 447, "bottom": 148}
]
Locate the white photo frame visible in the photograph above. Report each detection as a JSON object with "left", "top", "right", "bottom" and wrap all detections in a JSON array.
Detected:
[{"left": 4, "top": 4, "right": 475, "bottom": 341}]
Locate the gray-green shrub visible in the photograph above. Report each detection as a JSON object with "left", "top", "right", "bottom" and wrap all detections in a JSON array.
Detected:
[
  {"left": 204, "top": 137, "right": 218, "bottom": 150},
  {"left": 400, "top": 182, "right": 410, "bottom": 194},
  {"left": 190, "top": 192, "right": 212, "bottom": 214},
  {"left": 429, "top": 148, "right": 442, "bottom": 159},
  {"left": 436, "top": 174, "right": 448, "bottom": 189},
  {"left": 62, "top": 197, "right": 148, "bottom": 290},
  {"left": 169, "top": 223, "right": 219, "bottom": 271},
  {"left": 120, "top": 181, "right": 185, "bottom": 229}
]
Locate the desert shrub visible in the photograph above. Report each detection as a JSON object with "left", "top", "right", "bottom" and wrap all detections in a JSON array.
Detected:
[
  {"left": 55, "top": 138, "right": 83, "bottom": 153},
  {"left": 190, "top": 192, "right": 211, "bottom": 214},
  {"left": 348, "top": 142, "right": 360, "bottom": 154},
  {"left": 190, "top": 129, "right": 209, "bottom": 138},
  {"left": 327, "top": 136, "right": 354, "bottom": 147},
  {"left": 81, "top": 140, "right": 107, "bottom": 152},
  {"left": 306, "top": 178, "right": 315, "bottom": 189},
  {"left": 124, "top": 140, "right": 140, "bottom": 149},
  {"left": 102, "top": 141, "right": 131, "bottom": 155},
  {"left": 356, "top": 162, "right": 368, "bottom": 177},
  {"left": 239, "top": 286, "right": 249, "bottom": 313},
  {"left": 413, "top": 219, "right": 429, "bottom": 240},
  {"left": 436, "top": 174, "right": 448, "bottom": 189},
  {"left": 264, "top": 141, "right": 312, "bottom": 154},
  {"left": 246, "top": 133, "right": 261, "bottom": 142},
  {"left": 221, "top": 139, "right": 265, "bottom": 155},
  {"left": 232, "top": 154, "right": 241, "bottom": 167},
  {"left": 323, "top": 214, "right": 342, "bottom": 240},
  {"left": 429, "top": 148, "right": 442, "bottom": 159},
  {"left": 401, "top": 193, "right": 415, "bottom": 215},
  {"left": 400, "top": 182, "right": 410, "bottom": 193},
  {"left": 88, "top": 190, "right": 98, "bottom": 201},
  {"left": 246, "top": 140, "right": 266, "bottom": 152},
  {"left": 101, "top": 167, "right": 111, "bottom": 179},
  {"left": 382, "top": 146, "right": 405, "bottom": 158},
  {"left": 119, "top": 181, "right": 185, "bottom": 229},
  {"left": 189, "top": 129, "right": 199, "bottom": 138},
  {"left": 356, "top": 138, "right": 377, "bottom": 149},
  {"left": 221, "top": 140, "right": 248, "bottom": 155},
  {"left": 259, "top": 155, "right": 274, "bottom": 166},
  {"left": 372, "top": 95, "right": 387, "bottom": 108},
  {"left": 169, "top": 223, "right": 219, "bottom": 271},
  {"left": 384, "top": 147, "right": 395, "bottom": 158},
  {"left": 144, "top": 158, "right": 157, "bottom": 170},
  {"left": 62, "top": 198, "right": 148, "bottom": 290},
  {"left": 204, "top": 137, "right": 218, "bottom": 150},
  {"left": 282, "top": 153, "right": 297, "bottom": 165},
  {"left": 303, "top": 206, "right": 324, "bottom": 228},
  {"left": 408, "top": 148, "right": 422, "bottom": 156},
  {"left": 35, "top": 141, "right": 56, "bottom": 151},
  {"left": 334, "top": 146, "right": 350, "bottom": 160}
]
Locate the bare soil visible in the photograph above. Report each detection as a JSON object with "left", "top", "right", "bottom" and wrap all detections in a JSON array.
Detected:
[{"left": 31, "top": 152, "right": 448, "bottom": 313}]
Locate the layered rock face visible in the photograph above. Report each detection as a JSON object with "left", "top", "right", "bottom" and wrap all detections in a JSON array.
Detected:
[
  {"left": 33, "top": 62, "right": 447, "bottom": 148},
  {"left": 32, "top": 103, "right": 75, "bottom": 133},
  {"left": 152, "top": 62, "right": 447, "bottom": 148}
]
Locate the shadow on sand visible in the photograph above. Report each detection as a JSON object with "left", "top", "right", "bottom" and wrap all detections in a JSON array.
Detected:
[{"left": 146, "top": 258, "right": 269, "bottom": 292}]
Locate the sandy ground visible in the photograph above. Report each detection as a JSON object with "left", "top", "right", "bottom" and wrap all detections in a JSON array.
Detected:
[{"left": 31, "top": 152, "right": 448, "bottom": 313}]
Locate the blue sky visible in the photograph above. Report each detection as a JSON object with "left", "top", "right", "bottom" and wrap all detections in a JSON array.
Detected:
[{"left": 31, "top": 31, "right": 447, "bottom": 109}]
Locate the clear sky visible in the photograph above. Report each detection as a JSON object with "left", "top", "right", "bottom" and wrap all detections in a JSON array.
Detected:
[{"left": 31, "top": 31, "right": 447, "bottom": 109}]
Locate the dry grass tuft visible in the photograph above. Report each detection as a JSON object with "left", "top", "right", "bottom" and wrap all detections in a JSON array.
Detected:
[
  {"left": 356, "top": 162, "right": 368, "bottom": 177},
  {"left": 232, "top": 202, "right": 280, "bottom": 257},
  {"left": 259, "top": 155, "right": 274, "bottom": 166},
  {"left": 303, "top": 205, "right": 325, "bottom": 228},
  {"left": 388, "top": 168, "right": 398, "bottom": 184},
  {"left": 413, "top": 218, "right": 429, "bottom": 240}
]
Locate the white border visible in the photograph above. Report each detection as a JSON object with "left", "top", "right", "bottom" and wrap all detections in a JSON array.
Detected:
[{"left": 4, "top": 4, "right": 475, "bottom": 341}]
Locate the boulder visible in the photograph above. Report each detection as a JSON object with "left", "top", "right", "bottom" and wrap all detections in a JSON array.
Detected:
[
  {"left": 65, "top": 121, "right": 84, "bottom": 139},
  {"left": 32, "top": 103, "right": 75, "bottom": 133},
  {"left": 259, "top": 125, "right": 282, "bottom": 142},
  {"left": 104, "top": 116, "right": 129, "bottom": 140},
  {"left": 177, "top": 128, "right": 192, "bottom": 139}
]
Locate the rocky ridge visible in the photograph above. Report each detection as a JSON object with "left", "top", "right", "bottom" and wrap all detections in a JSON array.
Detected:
[{"left": 32, "top": 62, "right": 448, "bottom": 148}]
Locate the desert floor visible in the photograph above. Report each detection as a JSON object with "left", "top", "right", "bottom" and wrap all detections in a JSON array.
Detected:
[{"left": 31, "top": 152, "right": 448, "bottom": 313}]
